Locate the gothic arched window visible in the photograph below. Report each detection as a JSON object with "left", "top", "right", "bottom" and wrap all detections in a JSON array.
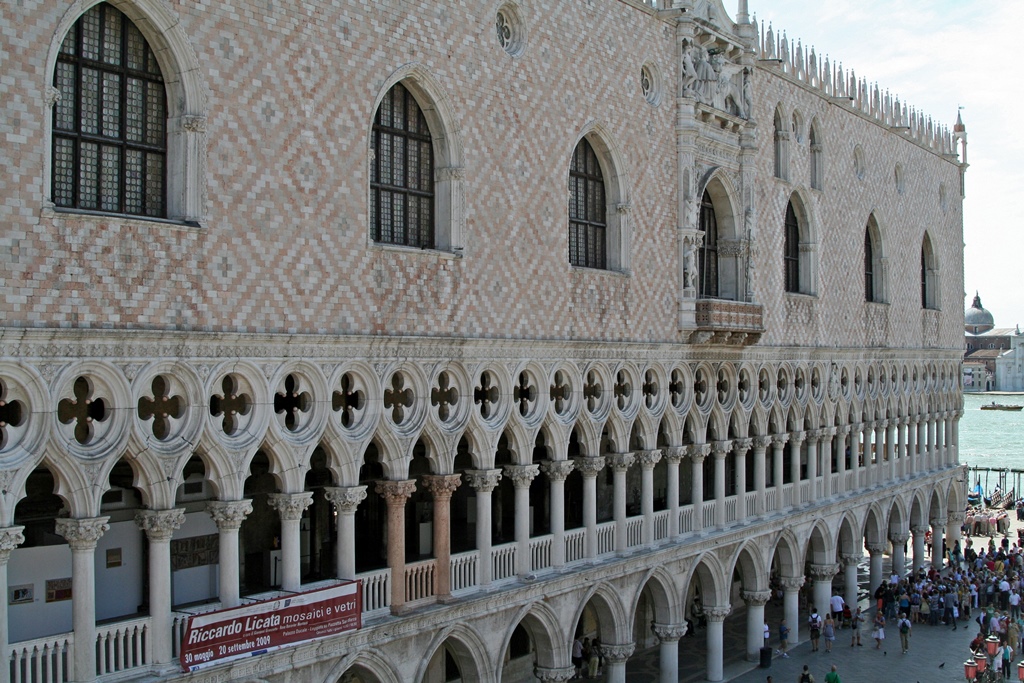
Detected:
[
  {"left": 698, "top": 190, "right": 718, "bottom": 298},
  {"left": 371, "top": 83, "right": 435, "bottom": 248},
  {"left": 784, "top": 201, "right": 800, "bottom": 293},
  {"left": 52, "top": 3, "right": 167, "bottom": 217},
  {"left": 568, "top": 138, "right": 607, "bottom": 269}
]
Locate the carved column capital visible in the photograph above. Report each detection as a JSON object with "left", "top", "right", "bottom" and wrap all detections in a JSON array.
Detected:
[
  {"left": 711, "top": 440, "right": 732, "bottom": 459},
  {"left": 182, "top": 114, "right": 207, "bottom": 133},
  {"left": 753, "top": 435, "right": 772, "bottom": 450},
  {"left": 705, "top": 605, "right": 731, "bottom": 622},
  {"left": 43, "top": 85, "right": 61, "bottom": 108},
  {"left": 601, "top": 642, "right": 635, "bottom": 662},
  {"left": 207, "top": 500, "right": 253, "bottom": 530},
  {"left": 841, "top": 553, "right": 861, "bottom": 568},
  {"left": 911, "top": 525, "right": 930, "bottom": 536},
  {"left": 732, "top": 438, "right": 753, "bottom": 455},
  {"left": 779, "top": 576, "right": 805, "bottom": 591},
  {"left": 890, "top": 532, "right": 911, "bottom": 545},
  {"left": 805, "top": 429, "right": 823, "bottom": 443},
  {"left": 947, "top": 511, "right": 965, "bottom": 525},
  {"left": 540, "top": 460, "right": 575, "bottom": 481},
  {"left": 323, "top": 485, "right": 368, "bottom": 514},
  {"left": 503, "top": 464, "right": 540, "bottom": 489},
  {"left": 809, "top": 563, "right": 840, "bottom": 580},
  {"left": 135, "top": 508, "right": 185, "bottom": 542},
  {"left": 533, "top": 666, "right": 576, "bottom": 682},
  {"left": 573, "top": 456, "right": 607, "bottom": 477},
  {"left": 866, "top": 542, "right": 887, "bottom": 555},
  {"left": 652, "top": 622, "right": 688, "bottom": 642},
  {"left": 898, "top": 416, "right": 910, "bottom": 427},
  {"left": 788, "top": 431, "right": 806, "bottom": 448},
  {"left": 635, "top": 449, "right": 663, "bottom": 469},
  {"left": 421, "top": 473, "right": 462, "bottom": 500},
  {"left": 836, "top": 425, "right": 851, "bottom": 437},
  {"left": 463, "top": 469, "right": 502, "bottom": 492},
  {"left": 688, "top": 444, "right": 711, "bottom": 463},
  {"left": 661, "top": 447, "right": 686, "bottom": 464},
  {"left": 742, "top": 590, "right": 772, "bottom": 606},
  {"left": 607, "top": 452, "right": 636, "bottom": 472},
  {"left": 56, "top": 516, "right": 110, "bottom": 551},
  {"left": 929, "top": 518, "right": 945, "bottom": 529},
  {"left": 771, "top": 433, "right": 790, "bottom": 448},
  {"left": 0, "top": 526, "right": 25, "bottom": 563},
  {"left": 375, "top": 479, "right": 418, "bottom": 505},
  {"left": 907, "top": 415, "right": 919, "bottom": 425},
  {"left": 267, "top": 491, "right": 314, "bottom": 521}
]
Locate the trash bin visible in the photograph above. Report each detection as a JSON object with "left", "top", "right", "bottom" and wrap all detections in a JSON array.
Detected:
[{"left": 759, "top": 646, "right": 772, "bottom": 668}]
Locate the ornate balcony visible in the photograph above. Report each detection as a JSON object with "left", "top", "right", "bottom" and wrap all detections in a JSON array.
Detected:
[{"left": 689, "top": 298, "right": 764, "bottom": 345}]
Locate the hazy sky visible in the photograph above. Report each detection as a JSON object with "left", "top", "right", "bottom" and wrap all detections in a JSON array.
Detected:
[{"left": 749, "top": 0, "right": 1022, "bottom": 329}]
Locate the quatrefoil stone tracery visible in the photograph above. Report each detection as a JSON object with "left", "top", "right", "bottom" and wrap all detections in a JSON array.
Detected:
[
  {"left": 332, "top": 373, "right": 364, "bottom": 429},
  {"left": 385, "top": 373, "right": 414, "bottom": 425},
  {"left": 57, "top": 376, "right": 109, "bottom": 445},
  {"left": 431, "top": 372, "right": 458, "bottom": 422},
  {"left": 209, "top": 375, "right": 252, "bottom": 436},
  {"left": 137, "top": 375, "right": 185, "bottom": 441},
  {"left": 0, "top": 379, "right": 25, "bottom": 450}
]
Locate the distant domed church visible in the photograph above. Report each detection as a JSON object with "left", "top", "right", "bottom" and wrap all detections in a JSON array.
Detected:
[{"left": 964, "top": 292, "right": 1016, "bottom": 391}]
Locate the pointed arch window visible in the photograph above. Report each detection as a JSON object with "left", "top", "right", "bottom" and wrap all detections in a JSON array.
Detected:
[
  {"left": 920, "top": 234, "right": 939, "bottom": 310},
  {"left": 52, "top": 3, "right": 167, "bottom": 217},
  {"left": 784, "top": 201, "right": 800, "bottom": 293},
  {"left": 864, "top": 229, "right": 875, "bottom": 302},
  {"left": 809, "top": 123, "right": 823, "bottom": 190},
  {"left": 773, "top": 108, "right": 788, "bottom": 180},
  {"left": 698, "top": 189, "right": 718, "bottom": 298},
  {"left": 371, "top": 83, "right": 435, "bottom": 248},
  {"left": 569, "top": 138, "right": 607, "bottom": 269}
]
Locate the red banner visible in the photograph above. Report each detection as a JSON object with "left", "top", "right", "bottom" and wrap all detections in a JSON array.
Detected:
[{"left": 179, "top": 581, "right": 362, "bottom": 672}]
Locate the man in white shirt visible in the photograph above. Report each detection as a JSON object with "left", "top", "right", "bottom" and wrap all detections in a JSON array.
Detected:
[
  {"left": 830, "top": 592, "right": 845, "bottom": 626},
  {"left": 1010, "top": 590, "right": 1021, "bottom": 619}
]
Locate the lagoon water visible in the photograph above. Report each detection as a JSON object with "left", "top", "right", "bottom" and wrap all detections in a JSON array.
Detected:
[{"left": 960, "top": 392, "right": 1024, "bottom": 470}]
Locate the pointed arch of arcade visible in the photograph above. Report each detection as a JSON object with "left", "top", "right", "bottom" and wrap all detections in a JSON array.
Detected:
[
  {"left": 570, "top": 581, "right": 631, "bottom": 646},
  {"left": 323, "top": 647, "right": 403, "bottom": 683},
  {"left": 415, "top": 622, "right": 493, "bottom": 683},
  {"left": 729, "top": 540, "right": 770, "bottom": 591},
  {"left": 629, "top": 565, "right": 683, "bottom": 628},
  {"left": 682, "top": 552, "right": 729, "bottom": 607},
  {"left": 501, "top": 600, "right": 566, "bottom": 669},
  {"left": 769, "top": 528, "right": 804, "bottom": 578}
]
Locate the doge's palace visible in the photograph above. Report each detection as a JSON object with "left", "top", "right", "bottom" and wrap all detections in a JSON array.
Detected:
[{"left": 0, "top": 0, "right": 966, "bottom": 681}]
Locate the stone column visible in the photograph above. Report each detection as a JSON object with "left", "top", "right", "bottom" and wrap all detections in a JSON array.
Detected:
[
  {"left": 771, "top": 434, "right": 787, "bottom": 507},
  {"left": 947, "top": 511, "right": 964, "bottom": 549},
  {"left": 805, "top": 430, "right": 820, "bottom": 503},
  {"left": 873, "top": 421, "right": 886, "bottom": 486},
  {"left": 835, "top": 426, "right": 849, "bottom": 494},
  {"left": 504, "top": 464, "right": 539, "bottom": 577},
  {"left": 810, "top": 563, "right": 839, "bottom": 618},
  {"left": 781, "top": 577, "right": 804, "bottom": 644},
  {"left": 0, "top": 526, "right": 25, "bottom": 667},
  {"left": 206, "top": 499, "right": 253, "bottom": 608},
  {"left": 539, "top": 461, "right": 573, "bottom": 569},
  {"left": 662, "top": 448, "right": 684, "bottom": 538},
  {"left": 925, "top": 416, "right": 935, "bottom": 471},
  {"left": 534, "top": 666, "right": 576, "bottom": 682},
  {"left": 422, "top": 474, "right": 461, "bottom": 597},
  {"left": 849, "top": 423, "right": 862, "bottom": 490},
  {"left": 574, "top": 456, "right": 605, "bottom": 558},
  {"left": 689, "top": 445, "right": 709, "bottom": 533},
  {"left": 652, "top": 622, "right": 687, "bottom": 683},
  {"left": 819, "top": 428, "right": 835, "bottom": 497},
  {"left": 911, "top": 525, "right": 929, "bottom": 573},
  {"left": 375, "top": 479, "right": 417, "bottom": 613},
  {"left": 733, "top": 439, "right": 751, "bottom": 522},
  {"left": 866, "top": 542, "right": 886, "bottom": 595},
  {"left": 913, "top": 417, "right": 921, "bottom": 475},
  {"left": 636, "top": 450, "right": 662, "bottom": 545},
  {"left": 56, "top": 517, "right": 110, "bottom": 682},
  {"left": 897, "top": 417, "right": 908, "bottom": 479},
  {"left": 890, "top": 532, "right": 909, "bottom": 578},
  {"left": 323, "top": 485, "right": 367, "bottom": 580},
  {"left": 608, "top": 452, "right": 635, "bottom": 552},
  {"left": 930, "top": 517, "right": 945, "bottom": 569},
  {"left": 267, "top": 491, "right": 314, "bottom": 592},
  {"left": 712, "top": 440, "right": 730, "bottom": 527},
  {"left": 752, "top": 436, "right": 769, "bottom": 515},
  {"left": 135, "top": 509, "right": 185, "bottom": 666},
  {"left": 464, "top": 470, "right": 501, "bottom": 586},
  {"left": 705, "top": 606, "right": 731, "bottom": 682},
  {"left": 952, "top": 410, "right": 963, "bottom": 466},
  {"left": 885, "top": 419, "right": 896, "bottom": 482},
  {"left": 944, "top": 412, "right": 955, "bottom": 467},
  {"left": 602, "top": 642, "right": 635, "bottom": 683},
  {"left": 742, "top": 590, "right": 771, "bottom": 661},
  {"left": 841, "top": 554, "right": 860, "bottom": 613},
  {"left": 789, "top": 432, "right": 805, "bottom": 506}
]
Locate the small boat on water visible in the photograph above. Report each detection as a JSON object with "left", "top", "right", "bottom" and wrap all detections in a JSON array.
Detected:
[{"left": 981, "top": 402, "right": 1023, "bottom": 411}]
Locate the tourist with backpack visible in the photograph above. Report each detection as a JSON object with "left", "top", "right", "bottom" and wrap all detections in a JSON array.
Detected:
[
  {"left": 897, "top": 612, "right": 912, "bottom": 653},
  {"left": 797, "top": 664, "right": 815, "bottom": 683},
  {"left": 808, "top": 608, "right": 822, "bottom": 652}
]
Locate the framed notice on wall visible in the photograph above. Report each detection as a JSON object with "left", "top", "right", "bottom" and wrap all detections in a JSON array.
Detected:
[
  {"left": 106, "top": 547, "right": 122, "bottom": 568},
  {"left": 45, "top": 578, "right": 72, "bottom": 603},
  {"left": 8, "top": 584, "right": 33, "bottom": 605},
  {"left": 171, "top": 534, "right": 219, "bottom": 571}
]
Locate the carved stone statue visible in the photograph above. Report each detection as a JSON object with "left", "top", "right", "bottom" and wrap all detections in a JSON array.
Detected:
[
  {"left": 684, "top": 240, "right": 697, "bottom": 290},
  {"left": 681, "top": 47, "right": 698, "bottom": 97}
]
